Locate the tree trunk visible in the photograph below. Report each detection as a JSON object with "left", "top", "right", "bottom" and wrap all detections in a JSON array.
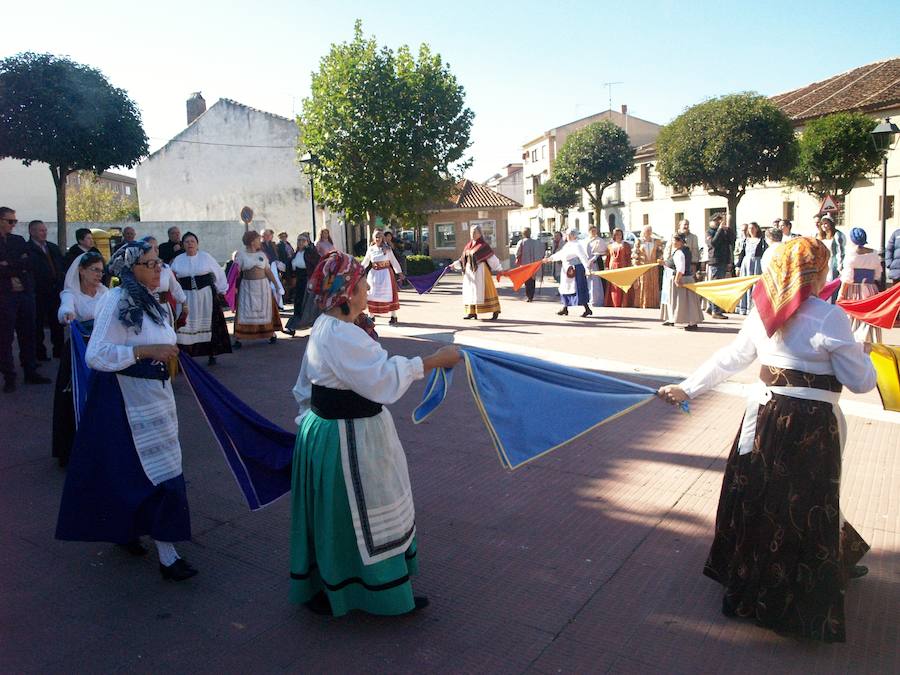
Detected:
[
  {"left": 726, "top": 194, "right": 741, "bottom": 231},
  {"left": 50, "top": 165, "right": 68, "bottom": 248},
  {"left": 593, "top": 183, "right": 605, "bottom": 234}
]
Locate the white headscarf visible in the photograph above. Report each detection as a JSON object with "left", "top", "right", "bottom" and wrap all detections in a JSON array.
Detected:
[{"left": 58, "top": 252, "right": 108, "bottom": 324}]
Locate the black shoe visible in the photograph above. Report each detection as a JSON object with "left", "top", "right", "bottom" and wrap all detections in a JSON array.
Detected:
[
  {"left": 117, "top": 540, "right": 148, "bottom": 557},
  {"left": 849, "top": 565, "right": 868, "bottom": 579},
  {"left": 24, "top": 373, "right": 51, "bottom": 384},
  {"left": 581, "top": 307, "right": 592, "bottom": 317},
  {"left": 268, "top": 336, "right": 277, "bottom": 344},
  {"left": 412, "top": 595, "right": 430, "bottom": 612},
  {"left": 304, "top": 590, "right": 333, "bottom": 616},
  {"left": 2, "top": 379, "right": 14, "bottom": 394},
  {"left": 557, "top": 308, "right": 568, "bottom": 316},
  {"left": 463, "top": 314, "right": 477, "bottom": 320},
  {"left": 159, "top": 558, "right": 198, "bottom": 581},
  {"left": 283, "top": 329, "right": 296, "bottom": 337},
  {"left": 721, "top": 595, "right": 737, "bottom": 618},
  {"left": 662, "top": 321, "right": 674, "bottom": 326},
  {"left": 525, "top": 298, "right": 533, "bottom": 302},
  {"left": 232, "top": 340, "right": 242, "bottom": 349},
  {"left": 207, "top": 356, "right": 217, "bottom": 366},
  {"left": 684, "top": 324, "right": 698, "bottom": 332},
  {"left": 487, "top": 312, "right": 499, "bottom": 321},
  {"left": 713, "top": 313, "right": 727, "bottom": 319},
  {"left": 388, "top": 317, "right": 398, "bottom": 326}
]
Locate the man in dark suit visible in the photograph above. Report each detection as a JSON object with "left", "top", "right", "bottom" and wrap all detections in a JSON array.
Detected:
[
  {"left": 0, "top": 207, "right": 51, "bottom": 392},
  {"left": 63, "top": 227, "right": 102, "bottom": 272},
  {"left": 27, "top": 220, "right": 66, "bottom": 360},
  {"left": 158, "top": 226, "right": 184, "bottom": 264}
]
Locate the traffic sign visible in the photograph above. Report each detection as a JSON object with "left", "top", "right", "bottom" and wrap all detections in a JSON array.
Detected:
[
  {"left": 240, "top": 206, "right": 254, "bottom": 225},
  {"left": 819, "top": 194, "right": 839, "bottom": 214}
]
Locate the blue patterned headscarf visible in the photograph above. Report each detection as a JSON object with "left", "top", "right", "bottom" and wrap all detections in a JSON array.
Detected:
[
  {"left": 850, "top": 227, "right": 867, "bottom": 246},
  {"left": 108, "top": 241, "right": 165, "bottom": 333}
]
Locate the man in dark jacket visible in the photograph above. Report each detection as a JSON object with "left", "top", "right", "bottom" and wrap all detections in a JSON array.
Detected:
[
  {"left": 63, "top": 228, "right": 103, "bottom": 272},
  {"left": 0, "top": 207, "right": 51, "bottom": 392},
  {"left": 27, "top": 220, "right": 65, "bottom": 360},
  {"left": 158, "top": 226, "right": 184, "bottom": 264},
  {"left": 887, "top": 227, "right": 900, "bottom": 286},
  {"left": 705, "top": 213, "right": 735, "bottom": 318}
]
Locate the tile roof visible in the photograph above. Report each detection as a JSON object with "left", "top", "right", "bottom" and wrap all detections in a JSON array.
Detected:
[
  {"left": 772, "top": 57, "right": 900, "bottom": 122},
  {"left": 438, "top": 179, "right": 521, "bottom": 210}
]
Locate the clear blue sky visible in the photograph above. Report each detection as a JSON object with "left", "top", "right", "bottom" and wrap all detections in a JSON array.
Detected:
[{"left": 5, "top": 0, "right": 899, "bottom": 180}]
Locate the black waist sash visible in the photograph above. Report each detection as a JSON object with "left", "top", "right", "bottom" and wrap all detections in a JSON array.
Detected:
[
  {"left": 119, "top": 358, "right": 170, "bottom": 381},
  {"left": 310, "top": 384, "right": 382, "bottom": 419},
  {"left": 178, "top": 273, "right": 215, "bottom": 292},
  {"left": 758, "top": 366, "right": 842, "bottom": 392}
]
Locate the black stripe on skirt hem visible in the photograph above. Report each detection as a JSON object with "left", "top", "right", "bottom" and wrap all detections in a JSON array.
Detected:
[{"left": 290, "top": 549, "right": 417, "bottom": 590}]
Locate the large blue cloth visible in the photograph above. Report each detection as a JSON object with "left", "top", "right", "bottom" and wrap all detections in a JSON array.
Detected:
[
  {"left": 414, "top": 347, "right": 656, "bottom": 469},
  {"left": 56, "top": 369, "right": 191, "bottom": 543},
  {"left": 178, "top": 352, "right": 294, "bottom": 510},
  {"left": 70, "top": 321, "right": 93, "bottom": 426}
]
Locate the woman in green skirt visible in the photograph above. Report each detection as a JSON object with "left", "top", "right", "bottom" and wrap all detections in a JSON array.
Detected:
[{"left": 290, "top": 251, "right": 460, "bottom": 616}]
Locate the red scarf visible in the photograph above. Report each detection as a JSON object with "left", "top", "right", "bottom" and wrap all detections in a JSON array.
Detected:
[{"left": 461, "top": 236, "right": 494, "bottom": 271}]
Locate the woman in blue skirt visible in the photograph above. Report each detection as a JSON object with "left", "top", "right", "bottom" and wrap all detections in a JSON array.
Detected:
[{"left": 56, "top": 241, "right": 197, "bottom": 582}]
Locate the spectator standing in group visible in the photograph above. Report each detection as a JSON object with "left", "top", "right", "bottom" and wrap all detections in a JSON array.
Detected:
[
  {"left": 260, "top": 229, "right": 278, "bottom": 264},
  {"left": 839, "top": 228, "right": 883, "bottom": 343},
  {"left": 885, "top": 226, "right": 900, "bottom": 286},
  {"left": 276, "top": 231, "right": 296, "bottom": 298},
  {"left": 735, "top": 222, "right": 767, "bottom": 315},
  {"left": 384, "top": 231, "right": 407, "bottom": 284},
  {"left": 27, "top": 220, "right": 65, "bottom": 361},
  {"left": 550, "top": 231, "right": 564, "bottom": 283},
  {"left": 820, "top": 214, "right": 845, "bottom": 302},
  {"left": 705, "top": 214, "right": 735, "bottom": 318},
  {"left": 63, "top": 228, "right": 103, "bottom": 272},
  {"left": 113, "top": 226, "right": 137, "bottom": 253},
  {"left": 0, "top": 206, "right": 51, "bottom": 392},
  {"left": 780, "top": 219, "right": 798, "bottom": 241},
  {"left": 158, "top": 226, "right": 184, "bottom": 265},
  {"left": 316, "top": 229, "right": 335, "bottom": 256},
  {"left": 514, "top": 227, "right": 545, "bottom": 302},
  {"left": 733, "top": 223, "right": 749, "bottom": 269}
]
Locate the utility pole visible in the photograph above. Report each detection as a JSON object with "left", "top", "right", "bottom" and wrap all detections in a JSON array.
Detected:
[{"left": 603, "top": 81, "right": 623, "bottom": 112}]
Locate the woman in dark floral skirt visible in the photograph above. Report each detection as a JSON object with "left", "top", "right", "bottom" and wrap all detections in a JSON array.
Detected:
[{"left": 658, "top": 237, "right": 876, "bottom": 643}]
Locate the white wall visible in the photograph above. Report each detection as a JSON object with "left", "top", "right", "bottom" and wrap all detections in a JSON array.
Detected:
[
  {"left": 137, "top": 99, "right": 344, "bottom": 248},
  {"left": 0, "top": 158, "right": 58, "bottom": 222}
]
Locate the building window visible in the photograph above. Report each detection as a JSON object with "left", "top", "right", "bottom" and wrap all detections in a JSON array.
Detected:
[
  {"left": 782, "top": 201, "right": 795, "bottom": 221},
  {"left": 675, "top": 212, "right": 684, "bottom": 227},
  {"left": 435, "top": 222, "right": 455, "bottom": 248},
  {"left": 588, "top": 212, "right": 594, "bottom": 226},
  {"left": 541, "top": 145, "right": 547, "bottom": 159},
  {"left": 547, "top": 217, "right": 556, "bottom": 230},
  {"left": 531, "top": 149, "right": 538, "bottom": 162},
  {"left": 706, "top": 208, "right": 727, "bottom": 224},
  {"left": 879, "top": 195, "right": 895, "bottom": 220},
  {"left": 643, "top": 214, "right": 650, "bottom": 226},
  {"left": 526, "top": 189, "right": 532, "bottom": 196},
  {"left": 125, "top": 185, "right": 132, "bottom": 196},
  {"left": 607, "top": 213, "right": 616, "bottom": 230},
  {"left": 574, "top": 218, "right": 580, "bottom": 228},
  {"left": 470, "top": 219, "right": 496, "bottom": 246}
]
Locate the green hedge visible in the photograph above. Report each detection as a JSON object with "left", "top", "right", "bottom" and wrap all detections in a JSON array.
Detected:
[{"left": 406, "top": 255, "right": 435, "bottom": 276}]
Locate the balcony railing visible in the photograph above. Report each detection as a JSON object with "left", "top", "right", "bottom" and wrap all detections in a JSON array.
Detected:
[{"left": 635, "top": 182, "right": 652, "bottom": 199}]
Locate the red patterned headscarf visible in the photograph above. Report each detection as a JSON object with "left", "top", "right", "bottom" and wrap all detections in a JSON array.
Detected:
[
  {"left": 752, "top": 236, "right": 830, "bottom": 336},
  {"left": 308, "top": 251, "right": 366, "bottom": 312}
]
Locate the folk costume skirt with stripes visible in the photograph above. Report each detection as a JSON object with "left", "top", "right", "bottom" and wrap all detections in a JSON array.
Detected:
[
  {"left": 367, "top": 263, "right": 400, "bottom": 315},
  {"left": 234, "top": 277, "right": 283, "bottom": 340},
  {"left": 463, "top": 261, "right": 501, "bottom": 315},
  {"left": 289, "top": 410, "right": 419, "bottom": 616},
  {"left": 703, "top": 367, "right": 868, "bottom": 643}
]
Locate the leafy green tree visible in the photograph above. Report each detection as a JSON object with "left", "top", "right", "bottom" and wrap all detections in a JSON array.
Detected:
[
  {"left": 0, "top": 52, "right": 147, "bottom": 247},
  {"left": 298, "top": 21, "right": 474, "bottom": 230},
  {"left": 66, "top": 173, "right": 139, "bottom": 223},
  {"left": 656, "top": 93, "right": 797, "bottom": 228},
  {"left": 536, "top": 177, "right": 579, "bottom": 229},
  {"left": 552, "top": 120, "right": 634, "bottom": 231},
  {"left": 789, "top": 112, "right": 882, "bottom": 204}
]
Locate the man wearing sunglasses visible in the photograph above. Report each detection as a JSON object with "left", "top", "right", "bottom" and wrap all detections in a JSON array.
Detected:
[{"left": 0, "top": 207, "right": 51, "bottom": 392}]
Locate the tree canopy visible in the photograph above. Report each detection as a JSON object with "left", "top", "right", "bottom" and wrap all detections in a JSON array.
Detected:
[
  {"left": 788, "top": 111, "right": 882, "bottom": 201},
  {"left": 298, "top": 21, "right": 474, "bottom": 227},
  {"left": 0, "top": 52, "right": 148, "bottom": 246},
  {"left": 656, "top": 93, "right": 797, "bottom": 226},
  {"left": 536, "top": 177, "right": 579, "bottom": 226},
  {"left": 552, "top": 120, "right": 634, "bottom": 230}
]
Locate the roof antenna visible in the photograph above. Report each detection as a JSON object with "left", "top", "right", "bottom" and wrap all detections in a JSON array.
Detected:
[{"left": 603, "top": 81, "right": 623, "bottom": 112}]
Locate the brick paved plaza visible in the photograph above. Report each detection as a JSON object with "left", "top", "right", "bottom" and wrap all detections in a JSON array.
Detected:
[{"left": 1, "top": 276, "right": 897, "bottom": 673}]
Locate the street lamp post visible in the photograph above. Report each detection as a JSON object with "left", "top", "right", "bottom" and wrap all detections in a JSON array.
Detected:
[
  {"left": 871, "top": 117, "right": 899, "bottom": 286},
  {"left": 299, "top": 152, "right": 319, "bottom": 241}
]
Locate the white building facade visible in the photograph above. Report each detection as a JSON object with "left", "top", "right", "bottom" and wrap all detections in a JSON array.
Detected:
[{"left": 137, "top": 96, "right": 344, "bottom": 251}]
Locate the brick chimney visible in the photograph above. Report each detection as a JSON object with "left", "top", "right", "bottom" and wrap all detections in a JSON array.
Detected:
[
  {"left": 186, "top": 92, "right": 206, "bottom": 125},
  {"left": 621, "top": 104, "right": 628, "bottom": 116}
]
